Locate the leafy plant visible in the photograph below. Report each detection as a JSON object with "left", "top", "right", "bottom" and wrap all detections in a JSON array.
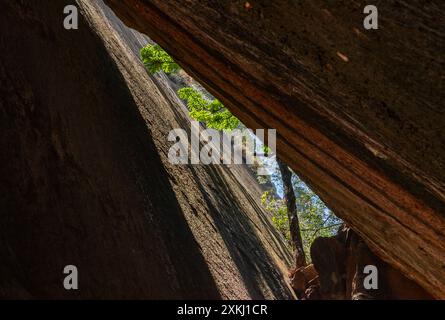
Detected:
[
  {"left": 261, "top": 175, "right": 342, "bottom": 260},
  {"left": 140, "top": 44, "right": 238, "bottom": 130},
  {"left": 140, "top": 44, "right": 180, "bottom": 74},
  {"left": 177, "top": 87, "right": 240, "bottom": 131},
  {"left": 261, "top": 191, "right": 291, "bottom": 243}
]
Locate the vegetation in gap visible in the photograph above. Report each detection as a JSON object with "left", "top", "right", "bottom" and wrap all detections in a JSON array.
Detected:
[
  {"left": 140, "top": 44, "right": 180, "bottom": 74},
  {"left": 140, "top": 44, "right": 239, "bottom": 130},
  {"left": 261, "top": 173, "right": 342, "bottom": 261},
  {"left": 177, "top": 87, "right": 240, "bottom": 131},
  {"left": 140, "top": 42, "right": 342, "bottom": 265}
]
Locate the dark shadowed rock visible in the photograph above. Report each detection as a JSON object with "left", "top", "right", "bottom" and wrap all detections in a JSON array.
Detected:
[{"left": 0, "top": 0, "right": 294, "bottom": 299}]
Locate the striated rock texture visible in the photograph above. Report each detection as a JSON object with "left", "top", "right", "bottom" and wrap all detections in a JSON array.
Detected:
[
  {"left": 0, "top": 0, "right": 294, "bottom": 299},
  {"left": 104, "top": 0, "right": 445, "bottom": 298}
]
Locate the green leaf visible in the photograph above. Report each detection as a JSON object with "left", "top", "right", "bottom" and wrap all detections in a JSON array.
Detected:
[
  {"left": 178, "top": 87, "right": 240, "bottom": 131},
  {"left": 140, "top": 44, "right": 180, "bottom": 74}
]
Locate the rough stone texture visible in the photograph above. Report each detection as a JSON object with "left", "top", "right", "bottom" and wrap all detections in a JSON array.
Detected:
[
  {"left": 297, "top": 227, "right": 433, "bottom": 300},
  {"left": 104, "top": 0, "right": 445, "bottom": 298},
  {"left": 0, "top": 0, "right": 294, "bottom": 299}
]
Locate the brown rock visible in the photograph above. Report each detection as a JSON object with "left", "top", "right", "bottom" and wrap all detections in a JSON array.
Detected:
[
  {"left": 311, "top": 236, "right": 347, "bottom": 299},
  {"left": 104, "top": 0, "right": 445, "bottom": 297},
  {"left": 290, "top": 264, "right": 317, "bottom": 298},
  {"left": 308, "top": 228, "right": 434, "bottom": 299},
  {"left": 0, "top": 0, "right": 294, "bottom": 299}
]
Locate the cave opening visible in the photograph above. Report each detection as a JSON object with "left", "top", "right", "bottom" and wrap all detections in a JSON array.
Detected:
[
  {"left": 98, "top": 0, "right": 435, "bottom": 299},
  {"left": 144, "top": 42, "right": 343, "bottom": 235},
  {"left": 1, "top": 0, "right": 441, "bottom": 301},
  {"left": 101, "top": 2, "right": 345, "bottom": 298}
]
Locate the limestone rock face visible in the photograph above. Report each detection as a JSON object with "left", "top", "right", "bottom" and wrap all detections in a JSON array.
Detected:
[
  {"left": 104, "top": 0, "right": 445, "bottom": 298},
  {"left": 0, "top": 0, "right": 293, "bottom": 299}
]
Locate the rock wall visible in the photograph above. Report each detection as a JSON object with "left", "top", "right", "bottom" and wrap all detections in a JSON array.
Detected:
[
  {"left": 104, "top": 0, "right": 445, "bottom": 298},
  {"left": 291, "top": 227, "right": 433, "bottom": 300},
  {"left": 0, "top": 0, "right": 294, "bottom": 299}
]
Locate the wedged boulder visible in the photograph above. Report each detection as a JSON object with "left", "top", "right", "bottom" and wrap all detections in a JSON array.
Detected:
[
  {"left": 301, "top": 227, "right": 433, "bottom": 300},
  {"left": 311, "top": 235, "right": 347, "bottom": 299}
]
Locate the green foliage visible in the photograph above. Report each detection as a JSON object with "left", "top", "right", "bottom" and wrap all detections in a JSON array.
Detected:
[
  {"left": 261, "top": 176, "right": 342, "bottom": 259},
  {"left": 140, "top": 43, "right": 239, "bottom": 131},
  {"left": 140, "top": 44, "right": 180, "bottom": 74},
  {"left": 294, "top": 184, "right": 341, "bottom": 259},
  {"left": 261, "top": 191, "right": 291, "bottom": 243},
  {"left": 261, "top": 145, "right": 271, "bottom": 156},
  {"left": 178, "top": 87, "right": 240, "bottom": 131}
]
